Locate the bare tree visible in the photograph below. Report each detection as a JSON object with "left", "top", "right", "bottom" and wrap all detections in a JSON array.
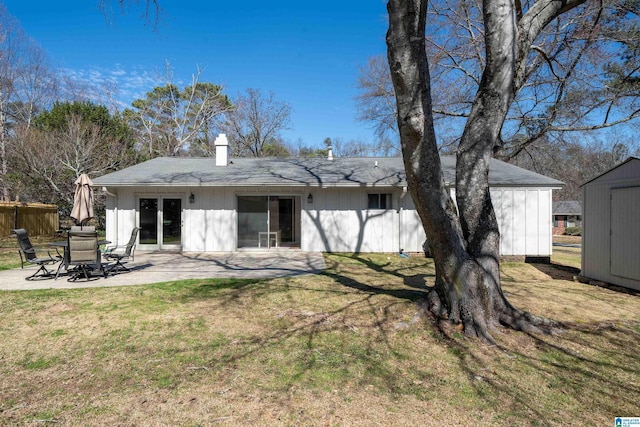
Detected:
[
  {"left": 330, "top": 137, "right": 379, "bottom": 157},
  {"left": 511, "top": 131, "right": 639, "bottom": 200},
  {"left": 355, "top": 56, "right": 400, "bottom": 155},
  {"left": 98, "top": 0, "right": 161, "bottom": 28},
  {"left": 386, "top": 0, "right": 597, "bottom": 340},
  {"left": 0, "top": 4, "right": 59, "bottom": 201},
  {"left": 361, "top": 0, "right": 640, "bottom": 160},
  {"left": 221, "top": 88, "right": 292, "bottom": 157},
  {"left": 11, "top": 105, "right": 136, "bottom": 210},
  {"left": 125, "top": 66, "right": 232, "bottom": 157}
]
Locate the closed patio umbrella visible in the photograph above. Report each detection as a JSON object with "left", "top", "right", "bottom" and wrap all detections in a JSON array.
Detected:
[{"left": 70, "top": 174, "right": 94, "bottom": 226}]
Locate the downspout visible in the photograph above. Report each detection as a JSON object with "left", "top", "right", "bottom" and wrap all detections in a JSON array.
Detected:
[
  {"left": 102, "top": 186, "right": 118, "bottom": 247},
  {"left": 399, "top": 186, "right": 407, "bottom": 253}
]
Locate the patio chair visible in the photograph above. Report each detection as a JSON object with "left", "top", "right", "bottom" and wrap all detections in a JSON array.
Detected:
[
  {"left": 67, "top": 230, "right": 106, "bottom": 281},
  {"left": 103, "top": 227, "right": 141, "bottom": 274},
  {"left": 71, "top": 225, "right": 95, "bottom": 232},
  {"left": 13, "top": 228, "right": 61, "bottom": 280}
]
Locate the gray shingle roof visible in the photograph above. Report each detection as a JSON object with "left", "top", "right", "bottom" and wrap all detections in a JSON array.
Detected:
[
  {"left": 92, "top": 156, "right": 564, "bottom": 188},
  {"left": 553, "top": 200, "right": 582, "bottom": 215}
]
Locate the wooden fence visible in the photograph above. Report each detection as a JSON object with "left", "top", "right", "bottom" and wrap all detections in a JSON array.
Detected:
[{"left": 0, "top": 202, "right": 59, "bottom": 237}]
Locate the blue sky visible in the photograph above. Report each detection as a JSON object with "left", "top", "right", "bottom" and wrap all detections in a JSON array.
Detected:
[{"left": 3, "top": 0, "right": 390, "bottom": 148}]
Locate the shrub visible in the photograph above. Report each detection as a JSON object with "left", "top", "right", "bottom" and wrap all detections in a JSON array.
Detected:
[{"left": 564, "top": 227, "right": 582, "bottom": 236}]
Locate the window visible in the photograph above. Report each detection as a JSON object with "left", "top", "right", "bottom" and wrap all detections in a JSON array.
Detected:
[{"left": 367, "top": 193, "right": 391, "bottom": 210}]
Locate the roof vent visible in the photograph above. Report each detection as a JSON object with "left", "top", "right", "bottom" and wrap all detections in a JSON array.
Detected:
[
  {"left": 327, "top": 144, "right": 333, "bottom": 161},
  {"left": 215, "top": 134, "right": 229, "bottom": 166}
]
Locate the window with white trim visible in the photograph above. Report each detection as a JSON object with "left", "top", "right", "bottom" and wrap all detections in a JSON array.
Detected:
[{"left": 367, "top": 193, "right": 391, "bottom": 210}]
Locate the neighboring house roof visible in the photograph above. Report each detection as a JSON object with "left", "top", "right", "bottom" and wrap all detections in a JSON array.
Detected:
[
  {"left": 92, "top": 156, "right": 564, "bottom": 188},
  {"left": 553, "top": 200, "right": 582, "bottom": 216}
]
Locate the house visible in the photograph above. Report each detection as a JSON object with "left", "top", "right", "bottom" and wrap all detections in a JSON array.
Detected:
[
  {"left": 92, "top": 135, "right": 563, "bottom": 257},
  {"left": 580, "top": 157, "right": 640, "bottom": 291},
  {"left": 552, "top": 200, "right": 582, "bottom": 235}
]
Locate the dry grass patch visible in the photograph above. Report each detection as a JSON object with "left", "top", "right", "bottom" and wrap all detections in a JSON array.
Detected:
[
  {"left": 551, "top": 246, "right": 582, "bottom": 270},
  {"left": 552, "top": 235, "right": 582, "bottom": 245},
  {"left": 0, "top": 253, "right": 638, "bottom": 426}
]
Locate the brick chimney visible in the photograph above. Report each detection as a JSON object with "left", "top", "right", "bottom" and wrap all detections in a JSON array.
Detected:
[{"left": 215, "top": 134, "right": 229, "bottom": 166}]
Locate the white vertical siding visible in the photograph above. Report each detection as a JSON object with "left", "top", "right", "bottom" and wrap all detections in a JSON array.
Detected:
[
  {"left": 525, "top": 190, "right": 539, "bottom": 254},
  {"left": 301, "top": 187, "right": 403, "bottom": 252},
  {"left": 497, "top": 189, "right": 514, "bottom": 255},
  {"left": 103, "top": 184, "right": 554, "bottom": 256},
  {"left": 512, "top": 190, "right": 527, "bottom": 255},
  {"left": 399, "top": 195, "right": 427, "bottom": 253},
  {"left": 104, "top": 188, "right": 138, "bottom": 249},
  {"left": 183, "top": 187, "right": 236, "bottom": 252},
  {"left": 492, "top": 188, "right": 553, "bottom": 256},
  {"left": 540, "top": 189, "right": 552, "bottom": 255}
]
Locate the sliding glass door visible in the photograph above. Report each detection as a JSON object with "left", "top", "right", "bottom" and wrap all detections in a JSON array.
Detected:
[
  {"left": 237, "top": 195, "right": 300, "bottom": 249},
  {"left": 237, "top": 196, "right": 269, "bottom": 248}
]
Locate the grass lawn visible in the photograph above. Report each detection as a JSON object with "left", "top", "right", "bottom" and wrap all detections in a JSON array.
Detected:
[
  {"left": 552, "top": 235, "right": 582, "bottom": 270},
  {"left": 1, "top": 244, "right": 639, "bottom": 425}
]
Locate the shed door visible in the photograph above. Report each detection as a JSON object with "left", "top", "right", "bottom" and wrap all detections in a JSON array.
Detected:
[{"left": 611, "top": 187, "right": 640, "bottom": 280}]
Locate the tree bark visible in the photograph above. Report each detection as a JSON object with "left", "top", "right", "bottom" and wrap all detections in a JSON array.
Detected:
[
  {"left": 0, "top": 89, "right": 9, "bottom": 201},
  {"left": 386, "top": 0, "right": 581, "bottom": 339},
  {"left": 387, "top": 0, "right": 498, "bottom": 340}
]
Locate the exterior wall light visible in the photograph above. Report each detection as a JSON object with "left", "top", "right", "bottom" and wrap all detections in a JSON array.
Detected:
[
  {"left": 189, "top": 193, "right": 195, "bottom": 203},
  {"left": 307, "top": 193, "right": 313, "bottom": 204}
]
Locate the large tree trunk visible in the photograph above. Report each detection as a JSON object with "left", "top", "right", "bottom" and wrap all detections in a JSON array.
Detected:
[
  {"left": 454, "top": 0, "right": 520, "bottom": 331},
  {"left": 387, "top": 0, "right": 498, "bottom": 340},
  {"left": 386, "top": 0, "right": 568, "bottom": 340}
]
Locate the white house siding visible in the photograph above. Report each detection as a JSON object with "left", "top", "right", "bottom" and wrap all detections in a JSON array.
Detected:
[
  {"left": 491, "top": 188, "right": 553, "bottom": 257},
  {"left": 399, "top": 194, "right": 427, "bottom": 253},
  {"left": 104, "top": 187, "right": 139, "bottom": 249},
  {"left": 302, "top": 187, "right": 403, "bottom": 252},
  {"left": 302, "top": 186, "right": 553, "bottom": 255},
  {"left": 581, "top": 158, "right": 640, "bottom": 291},
  {"left": 187, "top": 186, "right": 308, "bottom": 251},
  {"left": 103, "top": 185, "right": 554, "bottom": 256},
  {"left": 450, "top": 188, "right": 553, "bottom": 257},
  {"left": 184, "top": 186, "right": 237, "bottom": 252}
]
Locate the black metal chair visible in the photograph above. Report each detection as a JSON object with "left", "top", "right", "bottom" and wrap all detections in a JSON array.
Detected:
[
  {"left": 13, "top": 228, "right": 61, "bottom": 280},
  {"left": 103, "top": 227, "right": 141, "bottom": 274},
  {"left": 67, "top": 230, "right": 106, "bottom": 281}
]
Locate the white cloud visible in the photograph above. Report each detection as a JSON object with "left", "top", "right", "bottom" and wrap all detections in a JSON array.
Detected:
[{"left": 58, "top": 64, "right": 165, "bottom": 110}]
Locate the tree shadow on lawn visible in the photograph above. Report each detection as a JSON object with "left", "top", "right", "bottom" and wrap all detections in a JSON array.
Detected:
[
  {"left": 326, "top": 252, "right": 435, "bottom": 292},
  {"left": 154, "top": 253, "right": 439, "bottom": 396},
  {"left": 436, "top": 317, "right": 640, "bottom": 424},
  {"left": 319, "top": 254, "right": 640, "bottom": 422},
  {"left": 156, "top": 254, "right": 639, "bottom": 423}
]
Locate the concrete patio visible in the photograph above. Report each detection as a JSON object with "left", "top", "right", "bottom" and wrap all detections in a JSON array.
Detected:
[{"left": 0, "top": 251, "right": 326, "bottom": 291}]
